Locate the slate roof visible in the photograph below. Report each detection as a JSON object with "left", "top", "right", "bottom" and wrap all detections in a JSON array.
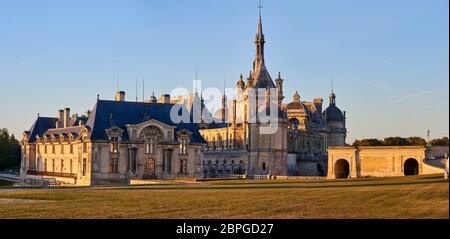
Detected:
[
  {"left": 44, "top": 127, "right": 82, "bottom": 137},
  {"left": 27, "top": 117, "right": 58, "bottom": 143},
  {"left": 323, "top": 105, "right": 345, "bottom": 122},
  {"left": 252, "top": 64, "right": 276, "bottom": 89},
  {"left": 85, "top": 100, "right": 206, "bottom": 143}
]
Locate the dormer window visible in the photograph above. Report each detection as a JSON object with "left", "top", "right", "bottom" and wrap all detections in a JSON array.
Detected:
[
  {"left": 179, "top": 138, "right": 188, "bottom": 155},
  {"left": 110, "top": 136, "right": 119, "bottom": 154}
]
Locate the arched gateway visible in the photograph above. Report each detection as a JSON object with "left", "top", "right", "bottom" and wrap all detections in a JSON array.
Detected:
[
  {"left": 334, "top": 159, "right": 350, "bottom": 179},
  {"left": 404, "top": 158, "right": 419, "bottom": 176}
]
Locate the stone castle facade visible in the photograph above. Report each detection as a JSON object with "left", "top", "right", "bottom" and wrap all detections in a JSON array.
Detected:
[{"left": 19, "top": 13, "right": 347, "bottom": 186}]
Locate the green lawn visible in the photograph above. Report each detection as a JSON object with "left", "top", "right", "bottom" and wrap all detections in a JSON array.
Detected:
[{"left": 0, "top": 175, "right": 448, "bottom": 219}]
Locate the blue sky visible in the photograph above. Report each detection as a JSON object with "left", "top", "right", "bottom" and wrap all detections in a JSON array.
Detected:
[{"left": 0, "top": 0, "right": 448, "bottom": 142}]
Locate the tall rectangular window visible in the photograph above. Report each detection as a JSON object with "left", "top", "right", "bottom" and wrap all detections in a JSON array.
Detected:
[
  {"left": 61, "top": 159, "right": 64, "bottom": 173},
  {"left": 163, "top": 150, "right": 172, "bottom": 173},
  {"left": 149, "top": 138, "right": 155, "bottom": 154},
  {"left": 179, "top": 159, "right": 188, "bottom": 174},
  {"left": 61, "top": 144, "right": 64, "bottom": 154},
  {"left": 70, "top": 159, "right": 73, "bottom": 173},
  {"left": 179, "top": 139, "right": 188, "bottom": 155},
  {"left": 44, "top": 145, "right": 47, "bottom": 154},
  {"left": 82, "top": 158, "right": 87, "bottom": 176},
  {"left": 110, "top": 158, "right": 119, "bottom": 173},
  {"left": 130, "top": 149, "right": 137, "bottom": 173},
  {"left": 145, "top": 139, "right": 156, "bottom": 155},
  {"left": 52, "top": 159, "right": 55, "bottom": 172},
  {"left": 44, "top": 159, "right": 47, "bottom": 172},
  {"left": 110, "top": 137, "right": 119, "bottom": 154},
  {"left": 52, "top": 145, "right": 55, "bottom": 154},
  {"left": 83, "top": 142, "right": 88, "bottom": 153},
  {"left": 70, "top": 144, "right": 74, "bottom": 154}
]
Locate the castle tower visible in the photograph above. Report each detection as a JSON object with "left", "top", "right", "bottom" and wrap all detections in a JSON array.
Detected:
[
  {"left": 246, "top": 5, "right": 287, "bottom": 176},
  {"left": 323, "top": 86, "right": 347, "bottom": 147}
]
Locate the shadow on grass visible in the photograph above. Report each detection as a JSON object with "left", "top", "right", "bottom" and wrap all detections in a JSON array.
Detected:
[{"left": 108, "top": 178, "right": 448, "bottom": 192}]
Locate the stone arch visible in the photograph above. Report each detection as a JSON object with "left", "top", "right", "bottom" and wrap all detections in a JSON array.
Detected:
[
  {"left": 140, "top": 126, "right": 164, "bottom": 141},
  {"left": 404, "top": 158, "right": 419, "bottom": 176},
  {"left": 334, "top": 159, "right": 350, "bottom": 179},
  {"left": 289, "top": 118, "right": 300, "bottom": 129}
]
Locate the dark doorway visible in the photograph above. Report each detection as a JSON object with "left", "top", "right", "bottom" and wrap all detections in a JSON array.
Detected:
[
  {"left": 334, "top": 159, "right": 350, "bottom": 179},
  {"left": 404, "top": 158, "right": 419, "bottom": 176},
  {"left": 145, "top": 158, "right": 156, "bottom": 177},
  {"left": 317, "top": 164, "right": 325, "bottom": 176}
]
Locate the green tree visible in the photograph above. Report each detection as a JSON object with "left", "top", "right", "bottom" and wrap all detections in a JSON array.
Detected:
[
  {"left": 406, "top": 137, "right": 427, "bottom": 146},
  {"left": 0, "top": 128, "right": 21, "bottom": 170},
  {"left": 353, "top": 139, "right": 384, "bottom": 147},
  {"left": 430, "top": 137, "right": 450, "bottom": 146},
  {"left": 383, "top": 137, "right": 410, "bottom": 146}
]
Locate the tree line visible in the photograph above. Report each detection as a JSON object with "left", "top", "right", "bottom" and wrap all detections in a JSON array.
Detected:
[
  {"left": 0, "top": 128, "right": 20, "bottom": 170},
  {"left": 352, "top": 137, "right": 449, "bottom": 147}
]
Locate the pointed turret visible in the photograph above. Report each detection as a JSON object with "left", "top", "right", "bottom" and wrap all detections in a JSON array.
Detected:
[
  {"left": 251, "top": 10, "right": 275, "bottom": 89},
  {"left": 236, "top": 74, "right": 245, "bottom": 90}
]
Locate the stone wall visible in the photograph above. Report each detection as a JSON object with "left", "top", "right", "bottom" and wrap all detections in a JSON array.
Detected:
[{"left": 327, "top": 146, "right": 444, "bottom": 179}]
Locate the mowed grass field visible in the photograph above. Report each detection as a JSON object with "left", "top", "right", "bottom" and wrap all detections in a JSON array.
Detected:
[{"left": 0, "top": 175, "right": 448, "bottom": 219}]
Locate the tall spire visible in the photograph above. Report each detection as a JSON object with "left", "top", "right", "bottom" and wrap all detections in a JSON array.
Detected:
[
  {"left": 254, "top": 0, "right": 265, "bottom": 70},
  {"left": 250, "top": 0, "right": 275, "bottom": 89}
]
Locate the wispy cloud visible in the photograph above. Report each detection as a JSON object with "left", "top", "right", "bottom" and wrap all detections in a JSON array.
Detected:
[
  {"left": 350, "top": 74, "right": 392, "bottom": 92},
  {"left": 17, "top": 47, "right": 62, "bottom": 67},
  {"left": 387, "top": 89, "right": 445, "bottom": 105}
]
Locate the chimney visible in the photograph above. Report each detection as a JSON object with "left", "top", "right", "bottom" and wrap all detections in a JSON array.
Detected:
[
  {"left": 64, "top": 108, "right": 70, "bottom": 128},
  {"left": 314, "top": 98, "right": 323, "bottom": 114},
  {"left": 158, "top": 94, "right": 171, "bottom": 104},
  {"left": 57, "top": 110, "right": 64, "bottom": 128},
  {"left": 115, "top": 91, "right": 126, "bottom": 101}
]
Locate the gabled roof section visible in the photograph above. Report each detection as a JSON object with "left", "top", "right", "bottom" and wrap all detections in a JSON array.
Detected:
[
  {"left": 85, "top": 100, "right": 206, "bottom": 143},
  {"left": 27, "top": 117, "right": 58, "bottom": 143},
  {"left": 253, "top": 64, "right": 275, "bottom": 89}
]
